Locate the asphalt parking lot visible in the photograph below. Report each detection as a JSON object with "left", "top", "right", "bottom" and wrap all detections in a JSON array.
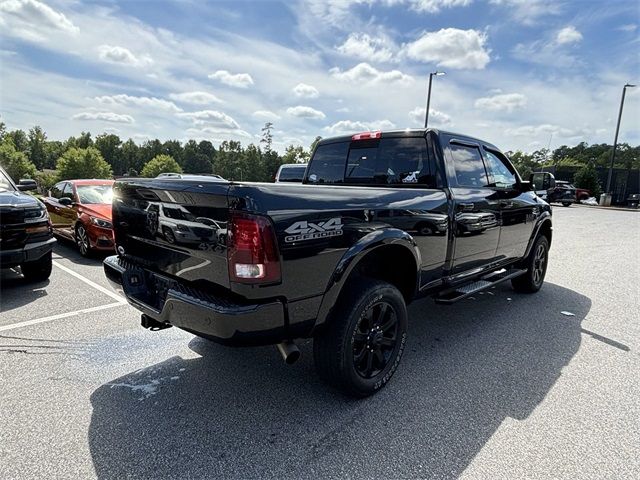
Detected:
[{"left": 1, "top": 206, "right": 638, "bottom": 479}]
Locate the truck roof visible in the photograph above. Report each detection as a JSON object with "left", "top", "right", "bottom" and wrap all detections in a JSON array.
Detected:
[{"left": 317, "top": 128, "right": 501, "bottom": 152}]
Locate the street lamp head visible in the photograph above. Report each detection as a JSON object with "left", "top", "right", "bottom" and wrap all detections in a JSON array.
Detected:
[
  {"left": 624, "top": 83, "right": 636, "bottom": 88},
  {"left": 433, "top": 71, "right": 446, "bottom": 76}
]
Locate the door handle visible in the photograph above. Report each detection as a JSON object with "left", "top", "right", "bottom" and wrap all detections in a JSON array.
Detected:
[{"left": 457, "top": 203, "right": 475, "bottom": 212}]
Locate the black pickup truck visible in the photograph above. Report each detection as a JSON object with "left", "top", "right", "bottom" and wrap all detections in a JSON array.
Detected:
[
  {"left": 104, "top": 129, "right": 552, "bottom": 397},
  {"left": 1, "top": 166, "right": 55, "bottom": 281}
]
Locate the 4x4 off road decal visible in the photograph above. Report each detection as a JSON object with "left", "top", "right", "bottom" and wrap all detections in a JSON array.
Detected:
[{"left": 284, "top": 217, "right": 343, "bottom": 243}]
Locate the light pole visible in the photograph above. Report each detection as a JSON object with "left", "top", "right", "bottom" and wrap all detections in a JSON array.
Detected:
[
  {"left": 425, "top": 71, "right": 446, "bottom": 128},
  {"left": 603, "top": 83, "right": 636, "bottom": 204}
]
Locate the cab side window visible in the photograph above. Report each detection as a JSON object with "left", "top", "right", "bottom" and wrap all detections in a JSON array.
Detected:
[
  {"left": 50, "top": 182, "right": 66, "bottom": 198},
  {"left": 61, "top": 182, "right": 74, "bottom": 199},
  {"left": 449, "top": 143, "right": 489, "bottom": 188},
  {"left": 483, "top": 149, "right": 517, "bottom": 189}
]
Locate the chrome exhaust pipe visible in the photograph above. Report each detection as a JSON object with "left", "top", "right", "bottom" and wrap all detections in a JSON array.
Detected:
[{"left": 276, "top": 340, "right": 300, "bottom": 365}]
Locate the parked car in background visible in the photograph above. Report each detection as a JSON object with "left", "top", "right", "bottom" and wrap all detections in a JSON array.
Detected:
[
  {"left": 0, "top": 166, "right": 55, "bottom": 281},
  {"left": 530, "top": 172, "right": 576, "bottom": 207},
  {"left": 275, "top": 164, "right": 307, "bottom": 182},
  {"left": 574, "top": 185, "right": 591, "bottom": 202},
  {"left": 43, "top": 179, "right": 115, "bottom": 256}
]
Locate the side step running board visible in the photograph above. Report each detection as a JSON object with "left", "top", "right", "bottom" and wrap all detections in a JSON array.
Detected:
[{"left": 435, "top": 268, "right": 527, "bottom": 304}]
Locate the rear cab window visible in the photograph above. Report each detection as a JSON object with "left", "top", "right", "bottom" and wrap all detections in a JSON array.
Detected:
[
  {"left": 306, "top": 135, "right": 439, "bottom": 188},
  {"left": 277, "top": 165, "right": 307, "bottom": 182}
]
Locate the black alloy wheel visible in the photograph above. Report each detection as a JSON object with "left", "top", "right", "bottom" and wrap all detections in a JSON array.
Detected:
[
  {"left": 352, "top": 300, "right": 399, "bottom": 379},
  {"left": 512, "top": 235, "right": 549, "bottom": 293}
]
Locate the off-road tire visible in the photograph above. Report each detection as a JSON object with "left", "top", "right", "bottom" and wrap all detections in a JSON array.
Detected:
[
  {"left": 313, "top": 278, "right": 408, "bottom": 397},
  {"left": 512, "top": 235, "right": 549, "bottom": 293},
  {"left": 21, "top": 251, "right": 52, "bottom": 282}
]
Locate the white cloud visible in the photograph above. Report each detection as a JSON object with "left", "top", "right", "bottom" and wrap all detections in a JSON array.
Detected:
[
  {"left": 0, "top": 0, "right": 78, "bottom": 35},
  {"left": 330, "top": 62, "right": 413, "bottom": 84},
  {"left": 286, "top": 105, "right": 326, "bottom": 119},
  {"left": 410, "top": 0, "right": 473, "bottom": 13},
  {"left": 97, "top": 45, "right": 152, "bottom": 67},
  {"left": 293, "top": 83, "right": 320, "bottom": 98},
  {"left": 556, "top": 26, "right": 583, "bottom": 45},
  {"left": 617, "top": 24, "right": 637, "bottom": 32},
  {"left": 178, "top": 110, "right": 240, "bottom": 130},
  {"left": 252, "top": 110, "right": 282, "bottom": 120},
  {"left": 474, "top": 93, "right": 527, "bottom": 112},
  {"left": 71, "top": 111, "right": 134, "bottom": 123},
  {"left": 404, "top": 28, "right": 490, "bottom": 69},
  {"left": 512, "top": 39, "right": 580, "bottom": 68},
  {"left": 324, "top": 119, "right": 396, "bottom": 135},
  {"left": 208, "top": 70, "right": 254, "bottom": 88},
  {"left": 186, "top": 127, "right": 252, "bottom": 139},
  {"left": 94, "top": 94, "right": 181, "bottom": 113},
  {"left": 168, "top": 91, "right": 223, "bottom": 105},
  {"left": 505, "top": 124, "right": 591, "bottom": 139},
  {"left": 409, "top": 107, "right": 452, "bottom": 127},
  {"left": 489, "top": 0, "right": 561, "bottom": 25},
  {"left": 336, "top": 33, "right": 395, "bottom": 62}
]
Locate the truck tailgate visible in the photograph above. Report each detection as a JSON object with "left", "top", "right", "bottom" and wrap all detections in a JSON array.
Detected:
[{"left": 112, "top": 178, "right": 231, "bottom": 289}]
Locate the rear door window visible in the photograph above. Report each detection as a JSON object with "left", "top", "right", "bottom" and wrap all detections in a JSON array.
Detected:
[
  {"left": 306, "top": 142, "right": 349, "bottom": 184},
  {"left": 449, "top": 143, "right": 489, "bottom": 188}
]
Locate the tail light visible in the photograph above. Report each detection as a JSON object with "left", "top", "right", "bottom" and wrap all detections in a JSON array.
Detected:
[
  {"left": 351, "top": 131, "right": 381, "bottom": 141},
  {"left": 228, "top": 211, "right": 281, "bottom": 284}
]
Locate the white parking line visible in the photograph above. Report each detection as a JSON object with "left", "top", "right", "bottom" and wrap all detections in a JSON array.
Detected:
[
  {"left": 52, "top": 260, "right": 126, "bottom": 304},
  {"left": 0, "top": 302, "right": 124, "bottom": 332}
]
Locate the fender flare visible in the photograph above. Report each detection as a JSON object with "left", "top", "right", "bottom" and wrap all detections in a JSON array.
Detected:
[
  {"left": 314, "top": 228, "right": 421, "bottom": 328},
  {"left": 524, "top": 213, "right": 552, "bottom": 258}
]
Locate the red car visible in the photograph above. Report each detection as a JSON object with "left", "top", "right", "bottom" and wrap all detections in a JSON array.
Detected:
[{"left": 43, "top": 179, "right": 115, "bottom": 256}]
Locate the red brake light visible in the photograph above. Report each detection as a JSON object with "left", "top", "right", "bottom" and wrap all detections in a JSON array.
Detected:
[
  {"left": 228, "top": 212, "right": 281, "bottom": 284},
  {"left": 351, "top": 131, "right": 381, "bottom": 141}
]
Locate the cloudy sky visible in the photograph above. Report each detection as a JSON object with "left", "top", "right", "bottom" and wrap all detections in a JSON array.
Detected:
[{"left": 1, "top": 0, "right": 639, "bottom": 153}]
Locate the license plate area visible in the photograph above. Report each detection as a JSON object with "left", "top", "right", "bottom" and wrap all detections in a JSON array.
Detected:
[{"left": 122, "top": 267, "right": 175, "bottom": 312}]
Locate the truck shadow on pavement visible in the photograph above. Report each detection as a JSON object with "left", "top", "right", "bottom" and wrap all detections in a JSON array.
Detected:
[
  {"left": 88, "top": 282, "right": 591, "bottom": 479},
  {"left": 0, "top": 268, "right": 50, "bottom": 313}
]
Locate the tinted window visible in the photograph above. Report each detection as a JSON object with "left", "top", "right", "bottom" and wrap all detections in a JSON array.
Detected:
[
  {"left": 378, "top": 137, "right": 431, "bottom": 185},
  {"left": 450, "top": 143, "right": 488, "bottom": 187},
  {"left": 61, "top": 182, "right": 74, "bottom": 199},
  {"left": 50, "top": 182, "right": 65, "bottom": 198},
  {"left": 483, "top": 149, "right": 517, "bottom": 189},
  {"left": 306, "top": 142, "right": 349, "bottom": 184},
  {"left": 345, "top": 141, "right": 378, "bottom": 182},
  {"left": 277, "top": 165, "right": 306, "bottom": 182}
]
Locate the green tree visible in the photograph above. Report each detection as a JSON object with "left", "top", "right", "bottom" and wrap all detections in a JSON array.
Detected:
[
  {"left": 574, "top": 164, "right": 602, "bottom": 199},
  {"left": 506, "top": 150, "right": 536, "bottom": 178},
  {"left": 260, "top": 122, "right": 273, "bottom": 153},
  {"left": 121, "top": 139, "right": 141, "bottom": 173},
  {"left": 282, "top": 145, "right": 309, "bottom": 164},
  {"left": 95, "top": 133, "right": 123, "bottom": 173},
  {"left": 28, "top": 126, "right": 47, "bottom": 169},
  {"left": 0, "top": 139, "right": 37, "bottom": 181},
  {"left": 162, "top": 140, "right": 184, "bottom": 166},
  {"left": 182, "top": 140, "right": 212, "bottom": 174},
  {"left": 214, "top": 141, "right": 244, "bottom": 180},
  {"left": 56, "top": 147, "right": 112, "bottom": 180},
  {"left": 7, "top": 129, "right": 28, "bottom": 152},
  {"left": 140, "top": 154, "right": 182, "bottom": 178},
  {"left": 44, "top": 140, "right": 65, "bottom": 169}
]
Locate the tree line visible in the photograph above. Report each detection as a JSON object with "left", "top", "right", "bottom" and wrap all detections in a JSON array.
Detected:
[
  {"left": 0, "top": 121, "right": 320, "bottom": 191},
  {"left": 0, "top": 119, "right": 637, "bottom": 197}
]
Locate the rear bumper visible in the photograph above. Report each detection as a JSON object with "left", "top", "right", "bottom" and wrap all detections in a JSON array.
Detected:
[
  {"left": 0, "top": 237, "right": 56, "bottom": 268},
  {"left": 103, "top": 255, "right": 288, "bottom": 346}
]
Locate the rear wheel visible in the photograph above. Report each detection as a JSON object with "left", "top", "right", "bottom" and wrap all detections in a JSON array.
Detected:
[
  {"left": 21, "top": 251, "right": 52, "bottom": 282},
  {"left": 313, "top": 278, "right": 408, "bottom": 397},
  {"left": 75, "top": 224, "right": 91, "bottom": 257},
  {"left": 562, "top": 201, "right": 572, "bottom": 207},
  {"left": 163, "top": 227, "right": 176, "bottom": 244},
  {"left": 512, "top": 236, "right": 549, "bottom": 293}
]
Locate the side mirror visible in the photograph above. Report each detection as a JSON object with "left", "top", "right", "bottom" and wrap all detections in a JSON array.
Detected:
[
  {"left": 58, "top": 197, "right": 74, "bottom": 206},
  {"left": 17, "top": 179, "right": 38, "bottom": 191}
]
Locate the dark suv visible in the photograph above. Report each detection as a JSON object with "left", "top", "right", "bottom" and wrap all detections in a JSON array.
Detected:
[{"left": 0, "top": 167, "right": 55, "bottom": 281}]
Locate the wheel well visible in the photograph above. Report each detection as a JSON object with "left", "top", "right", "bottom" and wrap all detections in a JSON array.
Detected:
[
  {"left": 539, "top": 220, "right": 552, "bottom": 245},
  {"left": 350, "top": 245, "right": 418, "bottom": 303}
]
